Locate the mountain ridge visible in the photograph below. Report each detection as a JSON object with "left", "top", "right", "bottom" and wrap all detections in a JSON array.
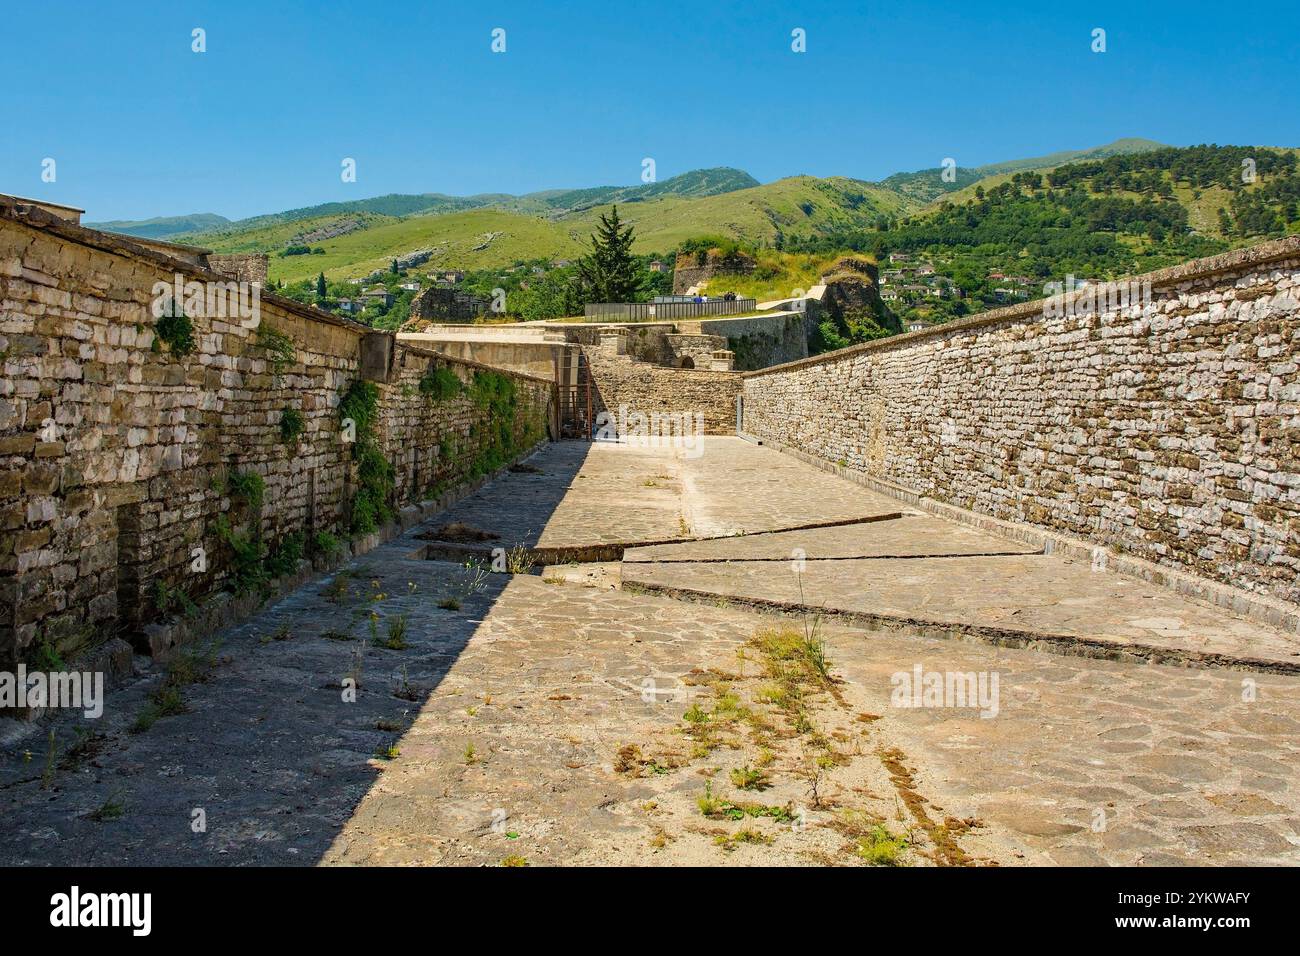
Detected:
[
  {"left": 86, "top": 168, "right": 761, "bottom": 239},
  {"left": 88, "top": 141, "right": 1166, "bottom": 239},
  {"left": 79, "top": 140, "right": 1299, "bottom": 287}
]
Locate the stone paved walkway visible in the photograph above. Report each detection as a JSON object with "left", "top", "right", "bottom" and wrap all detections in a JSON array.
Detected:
[{"left": 2, "top": 438, "right": 1297, "bottom": 866}]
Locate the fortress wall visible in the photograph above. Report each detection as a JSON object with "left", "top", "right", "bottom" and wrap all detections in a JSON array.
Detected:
[
  {"left": 742, "top": 238, "right": 1300, "bottom": 612},
  {"left": 584, "top": 345, "right": 740, "bottom": 436},
  {"left": 0, "top": 205, "right": 551, "bottom": 663},
  {"left": 698, "top": 311, "right": 811, "bottom": 370}
]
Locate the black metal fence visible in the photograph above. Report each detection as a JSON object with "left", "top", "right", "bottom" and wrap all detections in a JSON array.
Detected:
[{"left": 583, "top": 298, "right": 757, "bottom": 322}]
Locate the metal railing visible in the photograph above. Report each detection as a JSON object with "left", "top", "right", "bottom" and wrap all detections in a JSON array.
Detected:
[{"left": 582, "top": 298, "right": 757, "bottom": 322}]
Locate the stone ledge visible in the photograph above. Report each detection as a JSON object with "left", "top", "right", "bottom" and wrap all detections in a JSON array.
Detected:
[
  {"left": 745, "top": 432, "right": 1300, "bottom": 635},
  {"left": 622, "top": 579, "right": 1300, "bottom": 676}
]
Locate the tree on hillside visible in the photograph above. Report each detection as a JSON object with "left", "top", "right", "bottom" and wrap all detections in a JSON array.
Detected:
[
  {"left": 518, "top": 269, "right": 583, "bottom": 322},
  {"left": 316, "top": 272, "right": 327, "bottom": 299},
  {"left": 576, "top": 206, "right": 640, "bottom": 303}
]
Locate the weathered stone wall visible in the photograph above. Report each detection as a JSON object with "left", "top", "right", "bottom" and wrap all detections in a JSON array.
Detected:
[
  {"left": 410, "top": 285, "right": 488, "bottom": 321},
  {"left": 663, "top": 333, "right": 728, "bottom": 368},
  {"left": 399, "top": 335, "right": 576, "bottom": 386},
  {"left": 205, "top": 253, "right": 268, "bottom": 286},
  {"left": 563, "top": 323, "right": 677, "bottom": 365},
  {"left": 697, "top": 312, "right": 811, "bottom": 371},
  {"left": 0, "top": 204, "right": 552, "bottom": 664},
  {"left": 585, "top": 345, "right": 740, "bottom": 436},
  {"left": 742, "top": 238, "right": 1300, "bottom": 610}
]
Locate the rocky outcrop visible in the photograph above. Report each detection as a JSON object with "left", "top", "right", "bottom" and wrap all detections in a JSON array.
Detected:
[
  {"left": 817, "top": 256, "right": 898, "bottom": 335},
  {"left": 672, "top": 248, "right": 756, "bottom": 295}
]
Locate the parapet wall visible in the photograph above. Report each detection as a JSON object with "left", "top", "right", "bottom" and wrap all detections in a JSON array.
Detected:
[
  {"left": 741, "top": 237, "right": 1300, "bottom": 613},
  {"left": 0, "top": 203, "right": 552, "bottom": 664},
  {"left": 698, "top": 311, "right": 811, "bottom": 370},
  {"left": 584, "top": 339, "right": 740, "bottom": 435}
]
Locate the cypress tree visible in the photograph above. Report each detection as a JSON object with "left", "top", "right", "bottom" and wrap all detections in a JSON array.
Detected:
[{"left": 576, "top": 206, "right": 640, "bottom": 303}]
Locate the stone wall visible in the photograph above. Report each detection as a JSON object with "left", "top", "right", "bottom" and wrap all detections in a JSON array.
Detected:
[
  {"left": 410, "top": 285, "right": 489, "bottom": 321},
  {"left": 563, "top": 323, "right": 678, "bottom": 365},
  {"left": 697, "top": 312, "right": 811, "bottom": 371},
  {"left": 0, "top": 202, "right": 552, "bottom": 665},
  {"left": 742, "top": 238, "right": 1300, "bottom": 612},
  {"left": 585, "top": 341, "right": 740, "bottom": 435},
  {"left": 205, "top": 253, "right": 269, "bottom": 287}
]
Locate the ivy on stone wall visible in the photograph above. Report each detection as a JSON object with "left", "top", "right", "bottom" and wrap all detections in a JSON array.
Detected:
[
  {"left": 257, "top": 325, "right": 296, "bottom": 376},
  {"left": 465, "top": 370, "right": 546, "bottom": 477},
  {"left": 419, "top": 365, "right": 463, "bottom": 401},
  {"left": 279, "top": 408, "right": 305, "bottom": 444},
  {"left": 338, "top": 379, "right": 394, "bottom": 535}
]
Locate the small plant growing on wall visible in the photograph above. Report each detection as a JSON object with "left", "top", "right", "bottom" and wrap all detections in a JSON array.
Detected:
[
  {"left": 257, "top": 325, "right": 296, "bottom": 376},
  {"left": 419, "top": 365, "right": 463, "bottom": 401},
  {"left": 153, "top": 305, "right": 196, "bottom": 356},
  {"left": 280, "top": 408, "right": 305, "bottom": 444},
  {"left": 214, "top": 515, "right": 269, "bottom": 596},
  {"left": 26, "top": 633, "right": 65, "bottom": 671},
  {"left": 153, "top": 579, "right": 198, "bottom": 619},
  {"left": 265, "top": 532, "right": 305, "bottom": 578},
  {"left": 313, "top": 530, "right": 342, "bottom": 560},
  {"left": 228, "top": 469, "right": 265, "bottom": 509}
]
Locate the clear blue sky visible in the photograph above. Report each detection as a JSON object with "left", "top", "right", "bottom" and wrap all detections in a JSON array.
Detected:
[{"left": 3, "top": 0, "right": 1297, "bottom": 222}]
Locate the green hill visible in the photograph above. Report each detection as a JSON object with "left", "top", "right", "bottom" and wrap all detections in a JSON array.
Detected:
[
  {"left": 797, "top": 144, "right": 1300, "bottom": 333},
  {"left": 181, "top": 171, "right": 906, "bottom": 283},
  {"left": 85, "top": 212, "right": 230, "bottom": 239},
  {"left": 883, "top": 138, "right": 1167, "bottom": 207},
  {"left": 138, "top": 142, "right": 1298, "bottom": 287},
  {"left": 563, "top": 176, "right": 907, "bottom": 252}
]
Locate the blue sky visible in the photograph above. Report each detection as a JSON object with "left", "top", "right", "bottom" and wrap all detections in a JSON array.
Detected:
[{"left": 3, "top": 0, "right": 1297, "bottom": 222}]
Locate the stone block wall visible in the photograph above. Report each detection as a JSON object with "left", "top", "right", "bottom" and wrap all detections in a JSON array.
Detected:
[
  {"left": 741, "top": 238, "right": 1300, "bottom": 610},
  {"left": 585, "top": 346, "right": 740, "bottom": 435},
  {"left": 563, "top": 323, "right": 678, "bottom": 365},
  {"left": 697, "top": 312, "right": 812, "bottom": 371},
  {"left": 663, "top": 333, "right": 729, "bottom": 368},
  {"left": 205, "top": 253, "right": 269, "bottom": 286},
  {"left": 0, "top": 203, "right": 552, "bottom": 664},
  {"left": 380, "top": 347, "right": 550, "bottom": 508}
]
